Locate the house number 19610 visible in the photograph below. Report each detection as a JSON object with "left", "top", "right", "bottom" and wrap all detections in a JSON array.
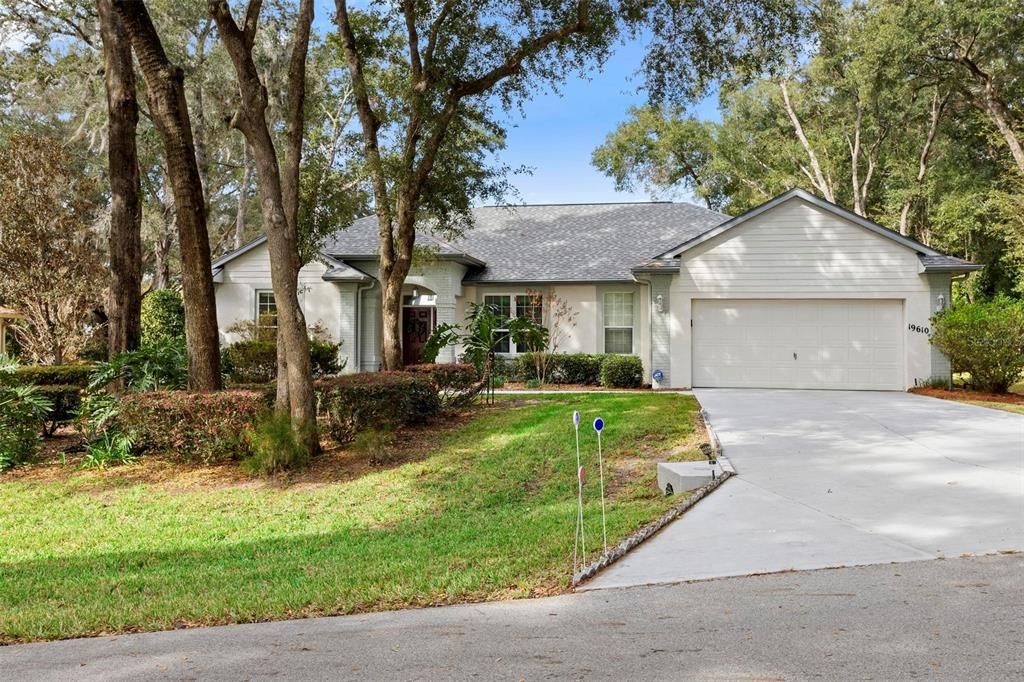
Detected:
[{"left": 907, "top": 323, "right": 930, "bottom": 334}]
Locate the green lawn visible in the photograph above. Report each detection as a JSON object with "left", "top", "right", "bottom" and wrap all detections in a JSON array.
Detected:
[
  {"left": 963, "top": 400, "right": 1024, "bottom": 416},
  {"left": 0, "top": 393, "right": 701, "bottom": 643}
]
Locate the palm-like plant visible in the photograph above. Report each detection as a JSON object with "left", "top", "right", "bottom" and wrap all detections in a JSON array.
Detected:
[
  {"left": 422, "top": 302, "right": 549, "bottom": 401},
  {"left": 0, "top": 353, "right": 53, "bottom": 469}
]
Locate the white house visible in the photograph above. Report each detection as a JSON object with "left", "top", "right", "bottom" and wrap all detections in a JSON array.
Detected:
[{"left": 211, "top": 189, "right": 981, "bottom": 390}]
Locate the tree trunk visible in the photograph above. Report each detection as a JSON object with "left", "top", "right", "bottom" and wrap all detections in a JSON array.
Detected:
[
  {"left": 99, "top": 0, "right": 143, "bottom": 357},
  {"left": 780, "top": 80, "right": 835, "bottom": 202},
  {"left": 115, "top": 0, "right": 221, "bottom": 389},
  {"left": 153, "top": 176, "right": 175, "bottom": 289},
  {"left": 899, "top": 91, "right": 947, "bottom": 237},
  {"left": 210, "top": 0, "right": 316, "bottom": 449}
]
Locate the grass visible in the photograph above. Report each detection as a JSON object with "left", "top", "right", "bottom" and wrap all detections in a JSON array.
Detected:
[
  {"left": 0, "top": 393, "right": 703, "bottom": 643},
  {"left": 962, "top": 400, "right": 1024, "bottom": 416}
]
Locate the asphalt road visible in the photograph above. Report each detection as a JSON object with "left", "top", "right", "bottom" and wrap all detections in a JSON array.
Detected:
[{"left": 3, "top": 554, "right": 1022, "bottom": 681}]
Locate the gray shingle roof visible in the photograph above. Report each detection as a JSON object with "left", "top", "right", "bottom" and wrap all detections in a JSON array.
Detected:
[
  {"left": 919, "top": 255, "right": 984, "bottom": 272},
  {"left": 322, "top": 202, "right": 727, "bottom": 282}
]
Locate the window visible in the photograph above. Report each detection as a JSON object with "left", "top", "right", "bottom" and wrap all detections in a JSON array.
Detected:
[
  {"left": 483, "top": 295, "right": 511, "bottom": 353},
  {"left": 256, "top": 290, "right": 277, "bottom": 329},
  {"left": 603, "top": 292, "right": 634, "bottom": 354},
  {"left": 482, "top": 293, "right": 544, "bottom": 354}
]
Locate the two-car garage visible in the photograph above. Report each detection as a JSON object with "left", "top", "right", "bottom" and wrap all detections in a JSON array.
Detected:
[{"left": 690, "top": 299, "right": 904, "bottom": 391}]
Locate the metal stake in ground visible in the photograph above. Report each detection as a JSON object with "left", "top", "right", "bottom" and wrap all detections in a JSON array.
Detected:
[
  {"left": 572, "top": 410, "right": 587, "bottom": 573},
  {"left": 594, "top": 416, "right": 607, "bottom": 555}
]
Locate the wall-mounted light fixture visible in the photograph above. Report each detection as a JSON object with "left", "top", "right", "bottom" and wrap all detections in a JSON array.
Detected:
[
  {"left": 655, "top": 294, "right": 664, "bottom": 314},
  {"left": 412, "top": 287, "right": 420, "bottom": 299},
  {"left": 936, "top": 293, "right": 946, "bottom": 312}
]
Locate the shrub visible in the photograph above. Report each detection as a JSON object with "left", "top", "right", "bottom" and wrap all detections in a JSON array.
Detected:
[
  {"left": 115, "top": 390, "right": 266, "bottom": 463},
  {"left": 931, "top": 297, "right": 1024, "bottom": 393},
  {"left": 503, "top": 353, "right": 604, "bottom": 385},
  {"left": 525, "top": 378, "right": 542, "bottom": 389},
  {"left": 242, "top": 412, "right": 310, "bottom": 476},
  {"left": 14, "top": 364, "right": 94, "bottom": 387},
  {"left": 316, "top": 372, "right": 440, "bottom": 443},
  {"left": 89, "top": 338, "right": 188, "bottom": 391},
  {"left": 35, "top": 384, "right": 82, "bottom": 435},
  {"left": 351, "top": 427, "right": 398, "bottom": 466},
  {"left": 600, "top": 354, "right": 644, "bottom": 388},
  {"left": 550, "top": 353, "right": 604, "bottom": 385},
  {"left": 404, "top": 363, "right": 481, "bottom": 409},
  {"left": 81, "top": 431, "right": 137, "bottom": 469},
  {"left": 141, "top": 289, "right": 186, "bottom": 346},
  {"left": 223, "top": 338, "right": 343, "bottom": 385},
  {"left": 0, "top": 355, "right": 52, "bottom": 469}
]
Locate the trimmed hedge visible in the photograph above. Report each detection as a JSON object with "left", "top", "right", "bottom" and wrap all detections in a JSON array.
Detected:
[
  {"left": 316, "top": 372, "right": 440, "bottom": 443},
  {"left": 115, "top": 390, "right": 266, "bottom": 463},
  {"left": 141, "top": 289, "right": 186, "bottom": 346},
  {"left": 223, "top": 339, "right": 342, "bottom": 385},
  {"left": 14, "top": 364, "right": 94, "bottom": 387},
  {"left": 600, "top": 355, "right": 644, "bottom": 388},
  {"left": 404, "top": 363, "right": 481, "bottom": 409},
  {"left": 497, "top": 352, "right": 634, "bottom": 386}
]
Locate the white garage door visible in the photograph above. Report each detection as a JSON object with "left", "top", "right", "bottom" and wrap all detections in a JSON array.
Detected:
[{"left": 692, "top": 299, "right": 903, "bottom": 390}]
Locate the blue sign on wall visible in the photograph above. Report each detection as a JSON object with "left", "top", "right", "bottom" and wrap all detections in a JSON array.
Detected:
[{"left": 652, "top": 369, "right": 665, "bottom": 383}]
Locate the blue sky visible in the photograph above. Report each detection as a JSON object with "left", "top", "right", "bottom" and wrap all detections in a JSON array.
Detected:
[{"left": 496, "top": 39, "right": 718, "bottom": 206}]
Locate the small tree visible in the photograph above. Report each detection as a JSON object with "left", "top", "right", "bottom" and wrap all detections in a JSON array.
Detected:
[
  {"left": 423, "top": 302, "right": 548, "bottom": 400},
  {"left": 931, "top": 297, "right": 1024, "bottom": 393},
  {"left": 140, "top": 289, "right": 186, "bottom": 346},
  {"left": 524, "top": 288, "right": 578, "bottom": 384},
  {"left": 0, "top": 135, "right": 106, "bottom": 365}
]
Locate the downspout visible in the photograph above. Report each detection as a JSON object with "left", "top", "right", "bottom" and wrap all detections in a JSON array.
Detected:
[
  {"left": 631, "top": 273, "right": 654, "bottom": 380},
  {"left": 354, "top": 278, "right": 377, "bottom": 373}
]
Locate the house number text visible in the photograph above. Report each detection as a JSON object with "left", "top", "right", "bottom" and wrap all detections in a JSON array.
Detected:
[{"left": 907, "top": 323, "right": 930, "bottom": 335}]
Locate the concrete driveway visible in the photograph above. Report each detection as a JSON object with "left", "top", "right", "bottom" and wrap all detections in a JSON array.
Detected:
[{"left": 584, "top": 389, "right": 1024, "bottom": 590}]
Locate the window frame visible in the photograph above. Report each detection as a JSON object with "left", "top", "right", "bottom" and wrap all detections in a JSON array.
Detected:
[
  {"left": 602, "top": 291, "right": 634, "bottom": 355},
  {"left": 255, "top": 289, "right": 278, "bottom": 330},
  {"left": 482, "top": 292, "right": 544, "bottom": 355}
]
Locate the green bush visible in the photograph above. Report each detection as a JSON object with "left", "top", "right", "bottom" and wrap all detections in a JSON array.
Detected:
[
  {"left": 316, "top": 372, "right": 440, "bottom": 443},
  {"left": 14, "top": 364, "right": 94, "bottom": 387},
  {"left": 242, "top": 412, "right": 310, "bottom": 476},
  {"left": 223, "top": 338, "right": 342, "bottom": 385},
  {"left": 115, "top": 390, "right": 266, "bottom": 463},
  {"left": 550, "top": 353, "right": 604, "bottom": 385},
  {"left": 35, "top": 384, "right": 82, "bottom": 435},
  {"left": 0, "top": 355, "right": 52, "bottom": 470},
  {"left": 81, "top": 431, "right": 137, "bottom": 469},
  {"left": 89, "top": 338, "right": 187, "bottom": 391},
  {"left": 141, "top": 289, "right": 186, "bottom": 346},
  {"left": 600, "top": 355, "right": 644, "bottom": 388},
  {"left": 931, "top": 297, "right": 1024, "bottom": 393},
  {"left": 500, "top": 353, "right": 605, "bottom": 385},
  {"left": 403, "top": 363, "right": 481, "bottom": 409}
]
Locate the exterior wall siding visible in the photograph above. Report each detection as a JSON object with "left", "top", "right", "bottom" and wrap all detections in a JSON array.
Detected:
[
  {"left": 214, "top": 248, "right": 343, "bottom": 352},
  {"left": 647, "top": 274, "right": 672, "bottom": 387}
]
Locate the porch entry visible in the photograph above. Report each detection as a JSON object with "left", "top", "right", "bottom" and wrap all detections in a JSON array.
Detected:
[{"left": 402, "top": 303, "right": 436, "bottom": 365}]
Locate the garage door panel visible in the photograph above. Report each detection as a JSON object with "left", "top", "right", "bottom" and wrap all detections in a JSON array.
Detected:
[{"left": 692, "top": 299, "right": 903, "bottom": 391}]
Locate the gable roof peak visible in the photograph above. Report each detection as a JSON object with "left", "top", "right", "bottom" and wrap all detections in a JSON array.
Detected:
[{"left": 656, "top": 188, "right": 942, "bottom": 259}]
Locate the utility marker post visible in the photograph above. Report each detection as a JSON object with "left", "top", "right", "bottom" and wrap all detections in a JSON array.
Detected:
[
  {"left": 572, "top": 410, "right": 586, "bottom": 573},
  {"left": 594, "top": 417, "right": 608, "bottom": 555}
]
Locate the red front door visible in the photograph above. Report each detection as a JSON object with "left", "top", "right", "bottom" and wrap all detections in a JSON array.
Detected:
[{"left": 402, "top": 306, "right": 436, "bottom": 365}]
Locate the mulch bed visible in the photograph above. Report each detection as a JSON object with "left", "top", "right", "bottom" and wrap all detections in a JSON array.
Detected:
[
  {"left": 910, "top": 387, "right": 1024, "bottom": 405},
  {"left": 1, "top": 408, "right": 481, "bottom": 492},
  {"left": 499, "top": 383, "right": 652, "bottom": 391}
]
